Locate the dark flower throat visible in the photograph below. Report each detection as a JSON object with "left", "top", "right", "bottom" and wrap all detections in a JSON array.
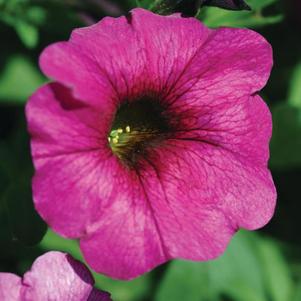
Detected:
[{"left": 108, "top": 96, "right": 170, "bottom": 166}]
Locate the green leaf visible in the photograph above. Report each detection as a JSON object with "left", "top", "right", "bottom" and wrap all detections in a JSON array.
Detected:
[
  {"left": 201, "top": 0, "right": 282, "bottom": 28},
  {"left": 14, "top": 20, "right": 38, "bottom": 48},
  {"left": 156, "top": 231, "right": 268, "bottom": 301},
  {"left": 288, "top": 62, "right": 301, "bottom": 109},
  {"left": 270, "top": 61, "right": 301, "bottom": 169},
  {"left": 155, "top": 260, "right": 209, "bottom": 301},
  {"left": 4, "top": 178, "right": 47, "bottom": 245},
  {"left": 0, "top": 55, "right": 45, "bottom": 103},
  {"left": 257, "top": 238, "right": 294, "bottom": 301},
  {"left": 26, "top": 6, "right": 47, "bottom": 25},
  {"left": 201, "top": 8, "right": 282, "bottom": 28},
  {"left": 224, "top": 282, "right": 266, "bottom": 301},
  {"left": 270, "top": 103, "right": 301, "bottom": 169},
  {"left": 292, "top": 282, "right": 301, "bottom": 301},
  {"left": 208, "top": 231, "right": 266, "bottom": 301},
  {"left": 40, "top": 229, "right": 82, "bottom": 259},
  {"left": 0, "top": 1, "right": 43, "bottom": 48}
]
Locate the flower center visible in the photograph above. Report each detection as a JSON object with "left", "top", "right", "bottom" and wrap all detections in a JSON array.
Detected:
[{"left": 108, "top": 96, "right": 170, "bottom": 166}]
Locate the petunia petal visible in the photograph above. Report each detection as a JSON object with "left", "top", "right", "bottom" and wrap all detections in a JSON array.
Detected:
[
  {"left": 39, "top": 9, "right": 212, "bottom": 103},
  {"left": 27, "top": 83, "right": 114, "bottom": 237},
  {"left": 0, "top": 273, "right": 22, "bottom": 301},
  {"left": 80, "top": 163, "right": 168, "bottom": 280},
  {"left": 152, "top": 138, "right": 276, "bottom": 232},
  {"left": 31, "top": 151, "right": 119, "bottom": 238},
  {"left": 168, "top": 26, "right": 272, "bottom": 105},
  {"left": 21, "top": 252, "right": 94, "bottom": 301},
  {"left": 80, "top": 154, "right": 236, "bottom": 280},
  {"left": 39, "top": 42, "right": 116, "bottom": 108},
  {"left": 26, "top": 82, "right": 111, "bottom": 168},
  {"left": 172, "top": 95, "right": 273, "bottom": 165},
  {"left": 123, "top": 8, "right": 211, "bottom": 95},
  {"left": 81, "top": 96, "right": 276, "bottom": 280},
  {"left": 38, "top": 9, "right": 272, "bottom": 109}
]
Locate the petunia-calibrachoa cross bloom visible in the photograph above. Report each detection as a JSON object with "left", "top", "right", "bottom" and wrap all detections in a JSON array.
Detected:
[
  {"left": 0, "top": 251, "right": 112, "bottom": 301},
  {"left": 26, "top": 8, "right": 277, "bottom": 280}
]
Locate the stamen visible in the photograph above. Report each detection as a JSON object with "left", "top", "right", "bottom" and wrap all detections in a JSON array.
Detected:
[
  {"left": 113, "top": 138, "right": 119, "bottom": 144},
  {"left": 107, "top": 97, "right": 170, "bottom": 165},
  {"left": 108, "top": 124, "right": 158, "bottom": 163}
]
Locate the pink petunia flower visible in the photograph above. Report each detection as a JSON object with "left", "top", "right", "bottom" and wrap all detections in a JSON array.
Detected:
[
  {"left": 0, "top": 251, "right": 112, "bottom": 301},
  {"left": 26, "top": 8, "right": 277, "bottom": 279}
]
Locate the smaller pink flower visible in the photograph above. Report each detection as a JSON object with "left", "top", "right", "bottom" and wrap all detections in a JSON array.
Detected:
[{"left": 0, "top": 251, "right": 112, "bottom": 301}]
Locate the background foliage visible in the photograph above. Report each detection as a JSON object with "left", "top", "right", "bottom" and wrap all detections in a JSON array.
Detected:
[{"left": 0, "top": 0, "right": 300, "bottom": 300}]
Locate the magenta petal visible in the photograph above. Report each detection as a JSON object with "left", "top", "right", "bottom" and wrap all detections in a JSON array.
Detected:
[
  {"left": 0, "top": 273, "right": 22, "bottom": 301},
  {"left": 128, "top": 9, "right": 211, "bottom": 92},
  {"left": 40, "top": 12, "right": 147, "bottom": 102},
  {"left": 173, "top": 94, "right": 273, "bottom": 166},
  {"left": 80, "top": 203, "right": 234, "bottom": 280},
  {"left": 168, "top": 26, "right": 273, "bottom": 105},
  {"left": 80, "top": 200, "right": 167, "bottom": 280},
  {"left": 80, "top": 99, "right": 275, "bottom": 280},
  {"left": 39, "top": 42, "right": 116, "bottom": 108},
  {"left": 79, "top": 165, "right": 168, "bottom": 279},
  {"left": 40, "top": 9, "right": 211, "bottom": 100},
  {"left": 26, "top": 83, "right": 111, "bottom": 168},
  {"left": 0, "top": 252, "right": 111, "bottom": 301},
  {"left": 27, "top": 83, "right": 113, "bottom": 237},
  {"left": 21, "top": 252, "right": 94, "bottom": 301},
  {"left": 153, "top": 139, "right": 276, "bottom": 231},
  {"left": 31, "top": 151, "right": 117, "bottom": 238}
]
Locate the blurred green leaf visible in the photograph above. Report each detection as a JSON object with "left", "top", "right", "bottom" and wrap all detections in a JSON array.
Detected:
[
  {"left": 292, "top": 282, "right": 301, "bottom": 301},
  {"left": 26, "top": 6, "right": 47, "bottom": 25},
  {"left": 4, "top": 178, "right": 47, "bottom": 245},
  {"left": 155, "top": 260, "right": 209, "bottom": 301},
  {"left": 156, "top": 231, "right": 268, "bottom": 301},
  {"left": 208, "top": 231, "right": 266, "bottom": 301},
  {"left": 257, "top": 238, "right": 294, "bottom": 301},
  {"left": 288, "top": 62, "right": 301, "bottom": 109},
  {"left": 0, "top": 1, "right": 45, "bottom": 48},
  {"left": 0, "top": 55, "right": 44, "bottom": 103},
  {"left": 40, "top": 230, "right": 152, "bottom": 301},
  {"left": 201, "top": 0, "right": 282, "bottom": 28},
  {"left": 270, "top": 61, "right": 301, "bottom": 169},
  {"left": 92, "top": 269, "right": 151, "bottom": 301},
  {"left": 40, "top": 229, "right": 82, "bottom": 259},
  {"left": 224, "top": 283, "right": 266, "bottom": 301},
  {"left": 135, "top": 0, "right": 153, "bottom": 8},
  {"left": 14, "top": 20, "right": 39, "bottom": 48},
  {"left": 270, "top": 103, "right": 301, "bottom": 169}
]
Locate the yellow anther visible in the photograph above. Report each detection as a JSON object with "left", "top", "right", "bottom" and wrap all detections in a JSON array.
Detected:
[
  {"left": 117, "top": 128, "right": 123, "bottom": 134},
  {"left": 108, "top": 137, "right": 111, "bottom": 143},
  {"left": 125, "top": 125, "right": 131, "bottom": 133},
  {"left": 110, "top": 130, "right": 119, "bottom": 137},
  {"left": 112, "top": 137, "right": 119, "bottom": 144}
]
